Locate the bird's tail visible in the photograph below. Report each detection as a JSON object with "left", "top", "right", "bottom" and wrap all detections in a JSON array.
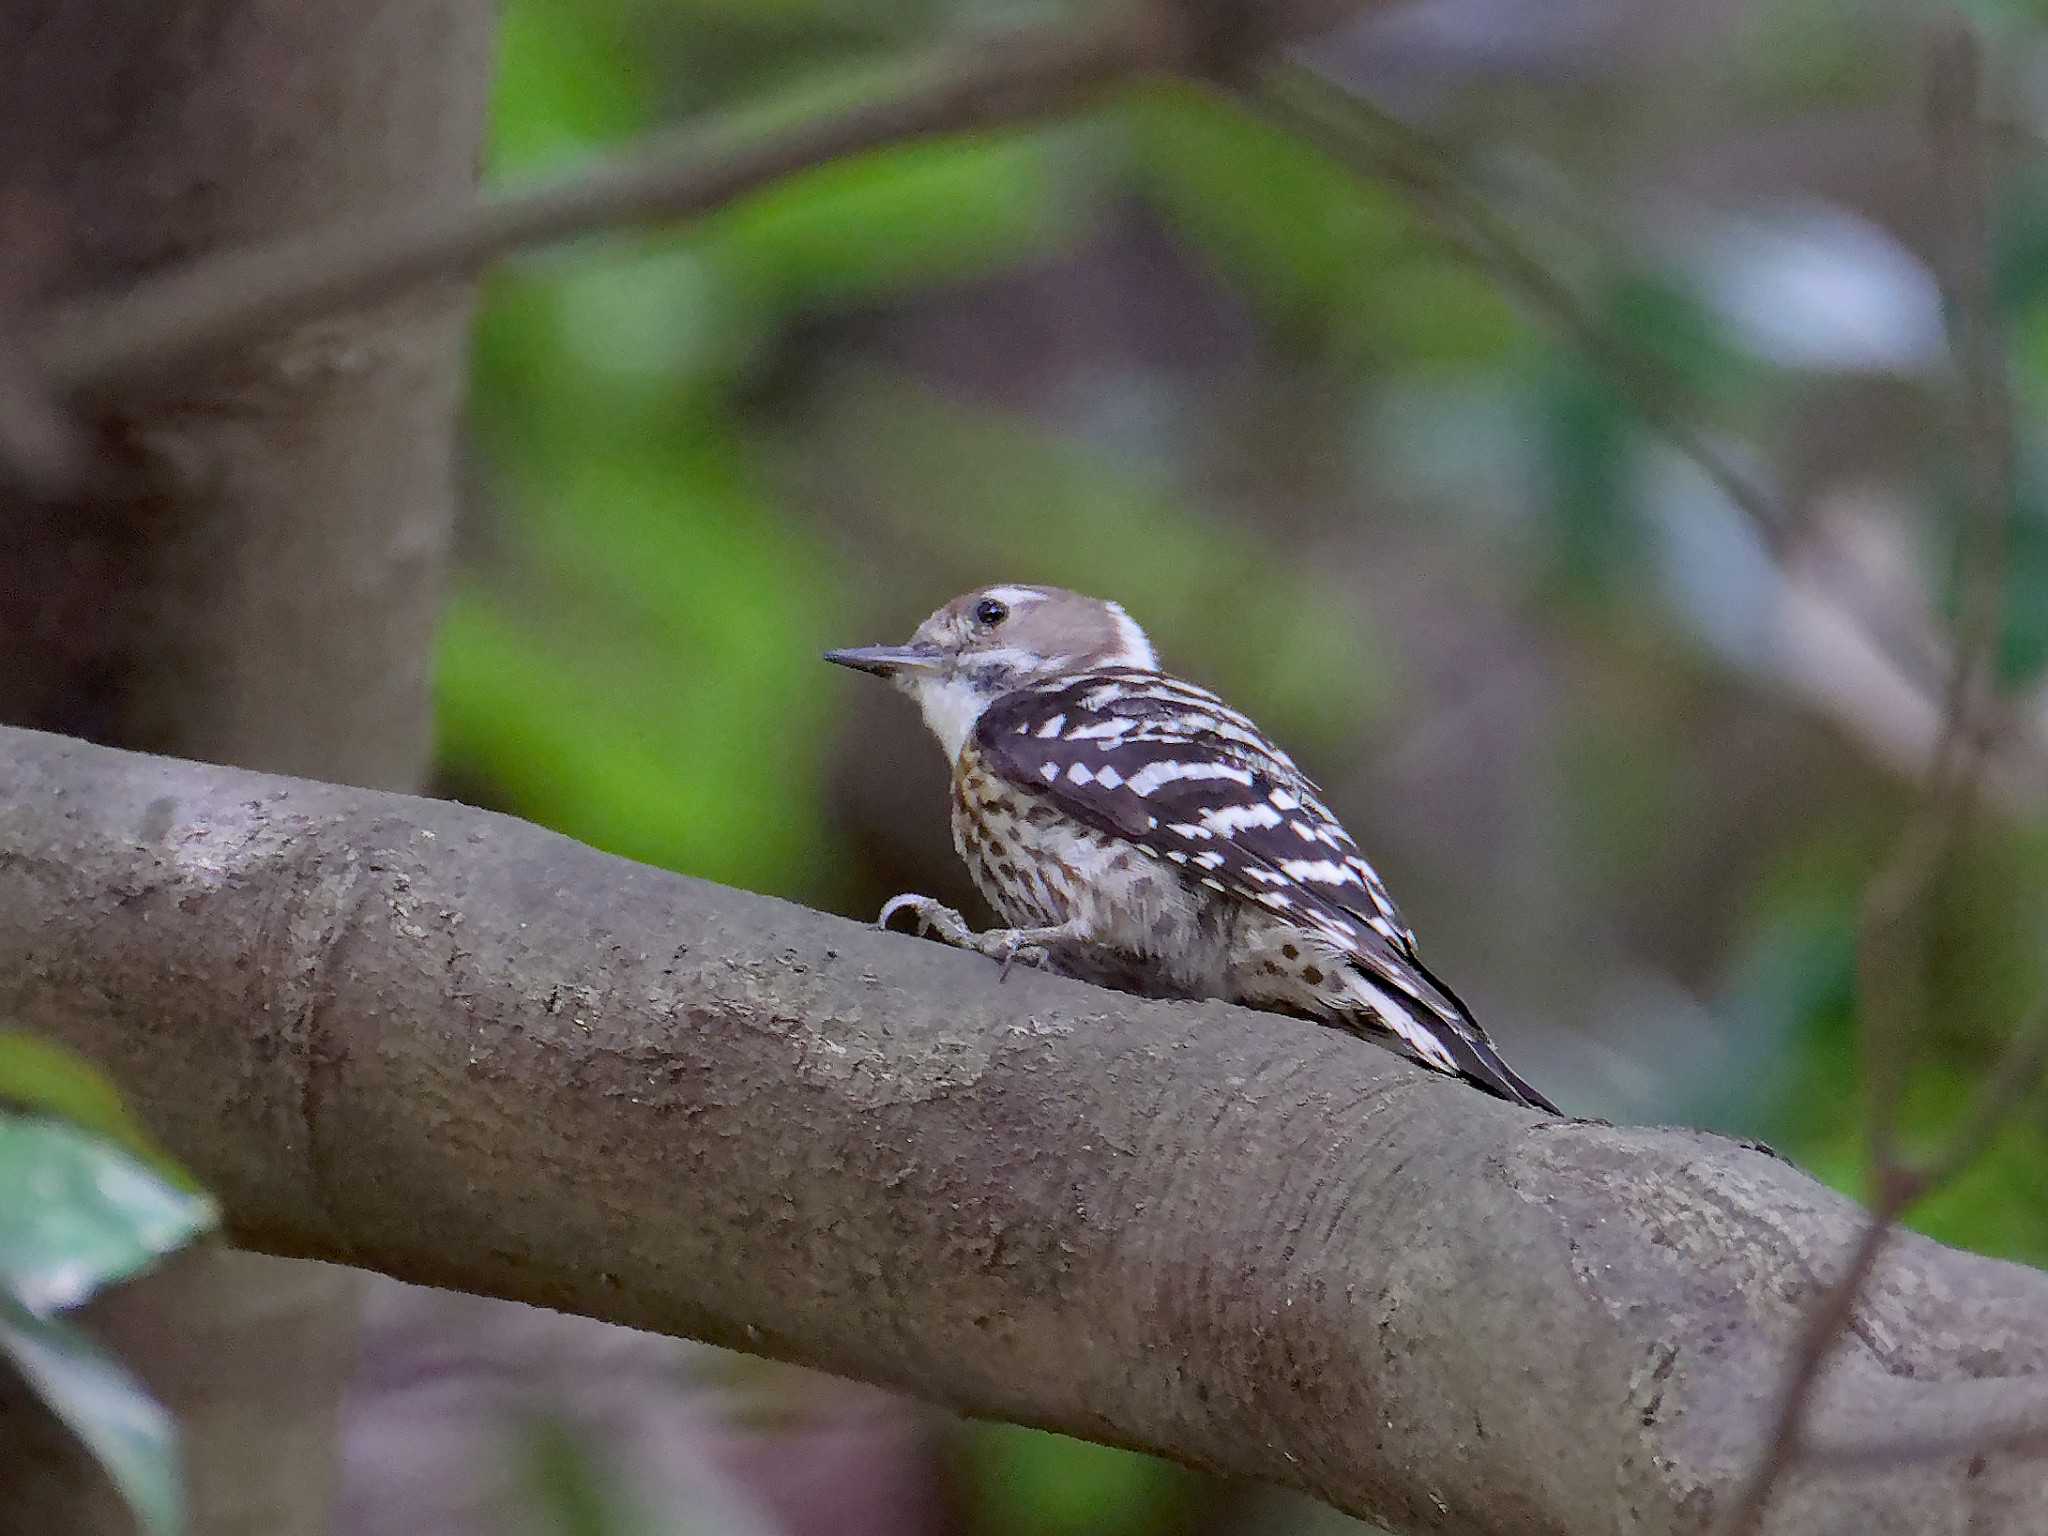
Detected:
[{"left": 1351, "top": 954, "right": 1561, "bottom": 1114}]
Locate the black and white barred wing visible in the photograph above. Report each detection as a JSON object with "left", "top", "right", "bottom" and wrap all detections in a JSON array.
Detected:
[
  {"left": 974, "top": 669, "right": 1411, "bottom": 939},
  {"left": 975, "top": 669, "right": 1556, "bottom": 1110}
]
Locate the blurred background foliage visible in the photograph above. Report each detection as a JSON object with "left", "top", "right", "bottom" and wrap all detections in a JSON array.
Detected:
[{"left": 420, "top": 0, "right": 2048, "bottom": 1530}]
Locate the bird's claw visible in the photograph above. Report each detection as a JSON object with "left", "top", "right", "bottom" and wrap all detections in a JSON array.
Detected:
[
  {"left": 878, "top": 895, "right": 1052, "bottom": 978},
  {"left": 877, "top": 893, "right": 969, "bottom": 945},
  {"left": 996, "top": 937, "right": 1050, "bottom": 982}
]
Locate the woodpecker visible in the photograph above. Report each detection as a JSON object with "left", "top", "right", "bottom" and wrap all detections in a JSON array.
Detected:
[{"left": 825, "top": 584, "right": 1558, "bottom": 1112}]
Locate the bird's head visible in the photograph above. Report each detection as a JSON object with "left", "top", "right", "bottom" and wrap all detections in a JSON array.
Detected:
[{"left": 825, "top": 584, "right": 1158, "bottom": 760}]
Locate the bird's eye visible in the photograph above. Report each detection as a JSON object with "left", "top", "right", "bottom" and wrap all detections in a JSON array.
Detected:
[{"left": 973, "top": 597, "right": 1009, "bottom": 628}]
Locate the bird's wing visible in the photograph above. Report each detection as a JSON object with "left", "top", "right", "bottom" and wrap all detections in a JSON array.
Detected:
[{"left": 975, "top": 669, "right": 1556, "bottom": 1111}]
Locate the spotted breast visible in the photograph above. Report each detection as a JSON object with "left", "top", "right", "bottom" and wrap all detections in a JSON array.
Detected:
[{"left": 950, "top": 741, "right": 1229, "bottom": 994}]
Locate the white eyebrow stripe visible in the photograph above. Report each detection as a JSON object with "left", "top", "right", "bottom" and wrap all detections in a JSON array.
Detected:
[
  {"left": 982, "top": 586, "right": 1048, "bottom": 609},
  {"left": 1102, "top": 599, "right": 1159, "bottom": 670}
]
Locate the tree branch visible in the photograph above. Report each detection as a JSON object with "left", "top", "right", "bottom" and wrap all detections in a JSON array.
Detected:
[
  {"left": 26, "top": 1, "right": 1389, "bottom": 403},
  {"left": 1244, "top": 55, "right": 2048, "bottom": 809},
  {"left": 27, "top": 18, "right": 1142, "bottom": 398},
  {"left": 1719, "top": 25, "right": 2041, "bottom": 1531},
  {"left": 4, "top": 723, "right": 2048, "bottom": 1536}
]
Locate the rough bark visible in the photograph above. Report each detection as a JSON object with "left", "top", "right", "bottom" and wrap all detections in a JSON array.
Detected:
[
  {"left": 0, "top": 5, "right": 496, "bottom": 1531},
  {"left": 4, "top": 724, "right": 2045, "bottom": 1536},
  {"left": 1, "top": 1, "right": 493, "bottom": 785}
]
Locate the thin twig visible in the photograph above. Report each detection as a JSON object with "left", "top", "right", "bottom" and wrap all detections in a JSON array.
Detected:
[
  {"left": 1718, "top": 21, "right": 2035, "bottom": 1533},
  {"left": 1300, "top": 20, "right": 2048, "bottom": 1517},
  {"left": 1805, "top": 1417, "right": 2048, "bottom": 1469},
  {"left": 1716, "top": 990, "right": 2048, "bottom": 1523},
  {"left": 1244, "top": 61, "right": 2029, "bottom": 762},
  {"left": 30, "top": 15, "right": 1173, "bottom": 398},
  {"left": 1251, "top": 66, "right": 1791, "bottom": 544},
  {"left": 0, "top": 321, "right": 89, "bottom": 494},
  {"left": 1717, "top": 1180, "right": 1914, "bottom": 1536},
  {"left": 26, "top": 0, "right": 1415, "bottom": 403},
  {"left": 1918, "top": 990, "right": 2048, "bottom": 1189},
  {"left": 1931, "top": 22, "right": 2019, "bottom": 786}
]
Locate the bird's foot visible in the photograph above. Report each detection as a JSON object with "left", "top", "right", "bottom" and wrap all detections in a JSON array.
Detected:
[
  {"left": 875, "top": 895, "right": 1060, "bottom": 980},
  {"left": 877, "top": 893, "right": 973, "bottom": 946}
]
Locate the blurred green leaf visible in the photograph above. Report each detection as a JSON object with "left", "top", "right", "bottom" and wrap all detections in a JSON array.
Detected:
[
  {"left": 437, "top": 423, "right": 836, "bottom": 895},
  {"left": 963, "top": 1425, "right": 1195, "bottom": 1536},
  {"left": 489, "top": 0, "right": 653, "bottom": 174},
  {"left": 1128, "top": 83, "right": 1399, "bottom": 362},
  {"left": 0, "top": 1113, "right": 217, "bottom": 1316},
  {"left": 0, "top": 1292, "right": 185, "bottom": 1536},
  {"left": 814, "top": 377, "right": 1394, "bottom": 734},
  {"left": 1129, "top": 83, "right": 1522, "bottom": 373},
  {"left": 0, "top": 1034, "right": 199, "bottom": 1192},
  {"left": 1789, "top": 1069, "right": 2048, "bottom": 1265},
  {"left": 1720, "top": 898, "right": 1860, "bottom": 1134},
  {"left": 1735, "top": 0, "right": 1903, "bottom": 108},
  {"left": 1730, "top": 868, "right": 2048, "bottom": 1267},
  {"left": 1368, "top": 260, "right": 1520, "bottom": 369},
  {"left": 1534, "top": 274, "right": 1737, "bottom": 605},
  {"left": 1930, "top": 478, "right": 2048, "bottom": 692},
  {"left": 702, "top": 129, "right": 1077, "bottom": 313},
  {"left": 519, "top": 1415, "right": 650, "bottom": 1536},
  {"left": 1533, "top": 344, "right": 1633, "bottom": 604}
]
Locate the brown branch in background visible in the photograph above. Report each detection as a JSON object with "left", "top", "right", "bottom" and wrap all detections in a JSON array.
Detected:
[
  {"left": 29, "top": 14, "right": 1165, "bottom": 399},
  {"left": 1928, "top": 10, "right": 2019, "bottom": 797},
  {"left": 1242, "top": 58, "right": 2048, "bottom": 789},
  {"left": 24, "top": 0, "right": 1403, "bottom": 406},
  {"left": 1248, "top": 69, "right": 1797, "bottom": 538},
  {"left": 1718, "top": 19, "right": 2044, "bottom": 1533},
  {"left": 0, "top": 326, "right": 88, "bottom": 495},
  {"left": 1805, "top": 1411, "right": 2048, "bottom": 1470}
]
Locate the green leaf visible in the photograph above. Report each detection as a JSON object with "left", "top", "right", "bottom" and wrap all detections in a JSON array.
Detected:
[
  {"left": 0, "top": 1292, "right": 185, "bottom": 1536},
  {"left": 488, "top": 0, "right": 653, "bottom": 176},
  {"left": 1128, "top": 82, "right": 1407, "bottom": 361},
  {"left": 963, "top": 1424, "right": 1195, "bottom": 1536},
  {"left": 702, "top": 129, "right": 1071, "bottom": 313},
  {"left": 0, "top": 1114, "right": 217, "bottom": 1316},
  {"left": 518, "top": 1414, "right": 655, "bottom": 1536},
  {"left": 0, "top": 1033, "right": 199, "bottom": 1191}
]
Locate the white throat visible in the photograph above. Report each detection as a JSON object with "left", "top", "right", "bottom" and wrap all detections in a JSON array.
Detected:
[{"left": 906, "top": 672, "right": 992, "bottom": 762}]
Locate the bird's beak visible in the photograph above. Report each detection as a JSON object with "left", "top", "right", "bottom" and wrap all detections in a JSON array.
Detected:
[{"left": 822, "top": 643, "right": 944, "bottom": 678}]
